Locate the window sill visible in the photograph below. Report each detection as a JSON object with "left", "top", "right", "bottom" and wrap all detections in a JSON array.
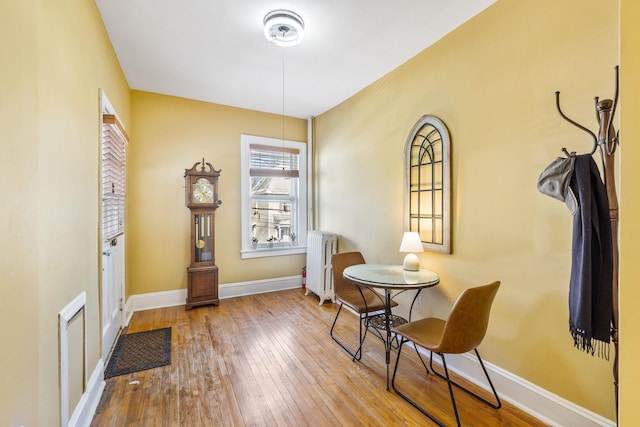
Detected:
[{"left": 241, "top": 245, "right": 307, "bottom": 259}]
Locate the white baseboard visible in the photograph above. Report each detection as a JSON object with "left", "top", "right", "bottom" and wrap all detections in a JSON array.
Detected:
[
  {"left": 411, "top": 347, "right": 615, "bottom": 427},
  {"left": 109, "top": 276, "right": 613, "bottom": 427},
  {"left": 123, "top": 275, "right": 302, "bottom": 326},
  {"left": 69, "top": 359, "right": 105, "bottom": 427}
]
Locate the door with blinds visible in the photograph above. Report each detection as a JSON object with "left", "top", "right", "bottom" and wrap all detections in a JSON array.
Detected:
[{"left": 100, "top": 98, "right": 128, "bottom": 361}]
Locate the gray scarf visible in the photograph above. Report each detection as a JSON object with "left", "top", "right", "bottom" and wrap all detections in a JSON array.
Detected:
[{"left": 568, "top": 154, "right": 613, "bottom": 358}]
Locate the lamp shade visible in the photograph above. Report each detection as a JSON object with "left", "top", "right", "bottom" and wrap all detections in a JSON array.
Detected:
[
  {"left": 399, "top": 232, "right": 424, "bottom": 253},
  {"left": 399, "top": 232, "right": 424, "bottom": 271}
]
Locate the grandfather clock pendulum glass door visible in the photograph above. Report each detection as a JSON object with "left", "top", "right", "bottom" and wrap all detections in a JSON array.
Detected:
[{"left": 185, "top": 159, "right": 222, "bottom": 309}]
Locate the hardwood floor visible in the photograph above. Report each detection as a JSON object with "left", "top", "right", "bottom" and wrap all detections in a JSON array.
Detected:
[{"left": 91, "top": 288, "right": 548, "bottom": 426}]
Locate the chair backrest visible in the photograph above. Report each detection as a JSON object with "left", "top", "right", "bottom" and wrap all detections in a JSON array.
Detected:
[
  {"left": 331, "top": 252, "right": 366, "bottom": 297},
  {"left": 438, "top": 281, "right": 500, "bottom": 354}
]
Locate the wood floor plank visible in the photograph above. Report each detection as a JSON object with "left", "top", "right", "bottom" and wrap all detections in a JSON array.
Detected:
[{"left": 92, "top": 288, "right": 549, "bottom": 427}]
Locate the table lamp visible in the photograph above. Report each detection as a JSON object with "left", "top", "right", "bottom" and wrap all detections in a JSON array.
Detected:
[{"left": 399, "top": 231, "right": 424, "bottom": 271}]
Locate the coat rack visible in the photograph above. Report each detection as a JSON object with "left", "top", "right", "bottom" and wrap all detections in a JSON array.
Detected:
[{"left": 555, "top": 66, "right": 620, "bottom": 422}]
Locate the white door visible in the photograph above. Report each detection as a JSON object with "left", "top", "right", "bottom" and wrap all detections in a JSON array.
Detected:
[
  {"left": 101, "top": 235, "right": 124, "bottom": 360},
  {"left": 99, "top": 91, "right": 127, "bottom": 361}
]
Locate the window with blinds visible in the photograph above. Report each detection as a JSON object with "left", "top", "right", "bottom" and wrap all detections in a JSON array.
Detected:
[
  {"left": 249, "top": 143, "right": 300, "bottom": 178},
  {"left": 240, "top": 135, "right": 307, "bottom": 258},
  {"left": 101, "top": 114, "right": 128, "bottom": 240}
]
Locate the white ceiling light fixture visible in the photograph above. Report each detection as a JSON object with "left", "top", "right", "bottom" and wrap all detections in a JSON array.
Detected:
[{"left": 263, "top": 9, "right": 305, "bottom": 47}]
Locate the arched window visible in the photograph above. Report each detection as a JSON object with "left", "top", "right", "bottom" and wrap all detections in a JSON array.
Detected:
[{"left": 405, "top": 115, "right": 451, "bottom": 253}]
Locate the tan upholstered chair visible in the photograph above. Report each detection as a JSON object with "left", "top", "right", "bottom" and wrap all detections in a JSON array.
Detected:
[
  {"left": 330, "top": 252, "right": 397, "bottom": 361},
  {"left": 391, "top": 281, "right": 501, "bottom": 427}
]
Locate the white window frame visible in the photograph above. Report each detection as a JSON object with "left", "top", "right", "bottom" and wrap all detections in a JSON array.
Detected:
[{"left": 240, "top": 134, "right": 307, "bottom": 259}]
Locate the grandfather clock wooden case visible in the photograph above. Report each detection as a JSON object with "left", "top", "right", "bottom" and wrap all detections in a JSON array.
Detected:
[{"left": 184, "top": 160, "right": 222, "bottom": 309}]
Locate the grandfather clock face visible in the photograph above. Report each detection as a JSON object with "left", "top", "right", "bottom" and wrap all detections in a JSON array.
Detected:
[{"left": 192, "top": 178, "right": 214, "bottom": 204}]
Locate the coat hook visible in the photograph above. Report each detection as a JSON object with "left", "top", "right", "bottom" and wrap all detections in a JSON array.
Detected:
[
  {"left": 555, "top": 91, "right": 598, "bottom": 155},
  {"left": 605, "top": 65, "right": 619, "bottom": 155}
]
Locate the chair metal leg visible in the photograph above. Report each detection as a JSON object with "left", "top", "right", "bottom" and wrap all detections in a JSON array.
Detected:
[
  {"left": 364, "top": 318, "right": 385, "bottom": 343},
  {"left": 440, "top": 353, "right": 462, "bottom": 427},
  {"left": 391, "top": 339, "right": 446, "bottom": 427},
  {"left": 429, "top": 349, "right": 502, "bottom": 410},
  {"left": 330, "top": 303, "right": 369, "bottom": 361},
  {"left": 393, "top": 342, "right": 501, "bottom": 427},
  {"left": 413, "top": 345, "right": 430, "bottom": 375}
]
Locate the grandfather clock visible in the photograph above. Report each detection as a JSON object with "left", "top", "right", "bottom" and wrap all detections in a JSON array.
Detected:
[{"left": 184, "top": 159, "right": 222, "bottom": 309}]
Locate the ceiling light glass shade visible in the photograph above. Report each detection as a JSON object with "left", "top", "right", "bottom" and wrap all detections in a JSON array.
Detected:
[
  {"left": 399, "top": 232, "right": 424, "bottom": 271},
  {"left": 263, "top": 10, "right": 305, "bottom": 47}
]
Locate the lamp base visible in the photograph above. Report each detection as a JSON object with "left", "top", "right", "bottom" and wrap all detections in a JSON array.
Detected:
[{"left": 402, "top": 253, "right": 420, "bottom": 271}]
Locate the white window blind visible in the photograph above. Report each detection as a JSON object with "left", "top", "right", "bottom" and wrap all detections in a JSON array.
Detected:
[
  {"left": 102, "top": 114, "right": 128, "bottom": 240},
  {"left": 249, "top": 144, "right": 300, "bottom": 178}
]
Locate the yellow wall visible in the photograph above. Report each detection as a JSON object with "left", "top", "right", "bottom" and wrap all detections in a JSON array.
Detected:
[
  {"left": 127, "top": 91, "right": 307, "bottom": 295},
  {"left": 315, "top": 0, "right": 619, "bottom": 420},
  {"left": 619, "top": 0, "right": 640, "bottom": 425},
  {"left": 2, "top": 0, "right": 638, "bottom": 424},
  {"left": 0, "top": 0, "right": 129, "bottom": 424},
  {"left": 0, "top": 1, "right": 39, "bottom": 424}
]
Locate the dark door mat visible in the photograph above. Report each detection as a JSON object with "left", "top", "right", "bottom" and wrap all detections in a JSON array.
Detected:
[{"left": 104, "top": 327, "right": 172, "bottom": 379}]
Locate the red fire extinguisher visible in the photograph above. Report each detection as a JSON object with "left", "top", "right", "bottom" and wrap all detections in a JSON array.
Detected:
[{"left": 302, "top": 266, "right": 306, "bottom": 289}]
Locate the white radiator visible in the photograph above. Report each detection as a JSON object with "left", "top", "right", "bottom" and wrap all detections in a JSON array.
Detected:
[{"left": 305, "top": 231, "right": 338, "bottom": 306}]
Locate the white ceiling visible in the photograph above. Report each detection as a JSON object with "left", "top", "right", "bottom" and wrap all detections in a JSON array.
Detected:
[{"left": 95, "top": 0, "right": 496, "bottom": 118}]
